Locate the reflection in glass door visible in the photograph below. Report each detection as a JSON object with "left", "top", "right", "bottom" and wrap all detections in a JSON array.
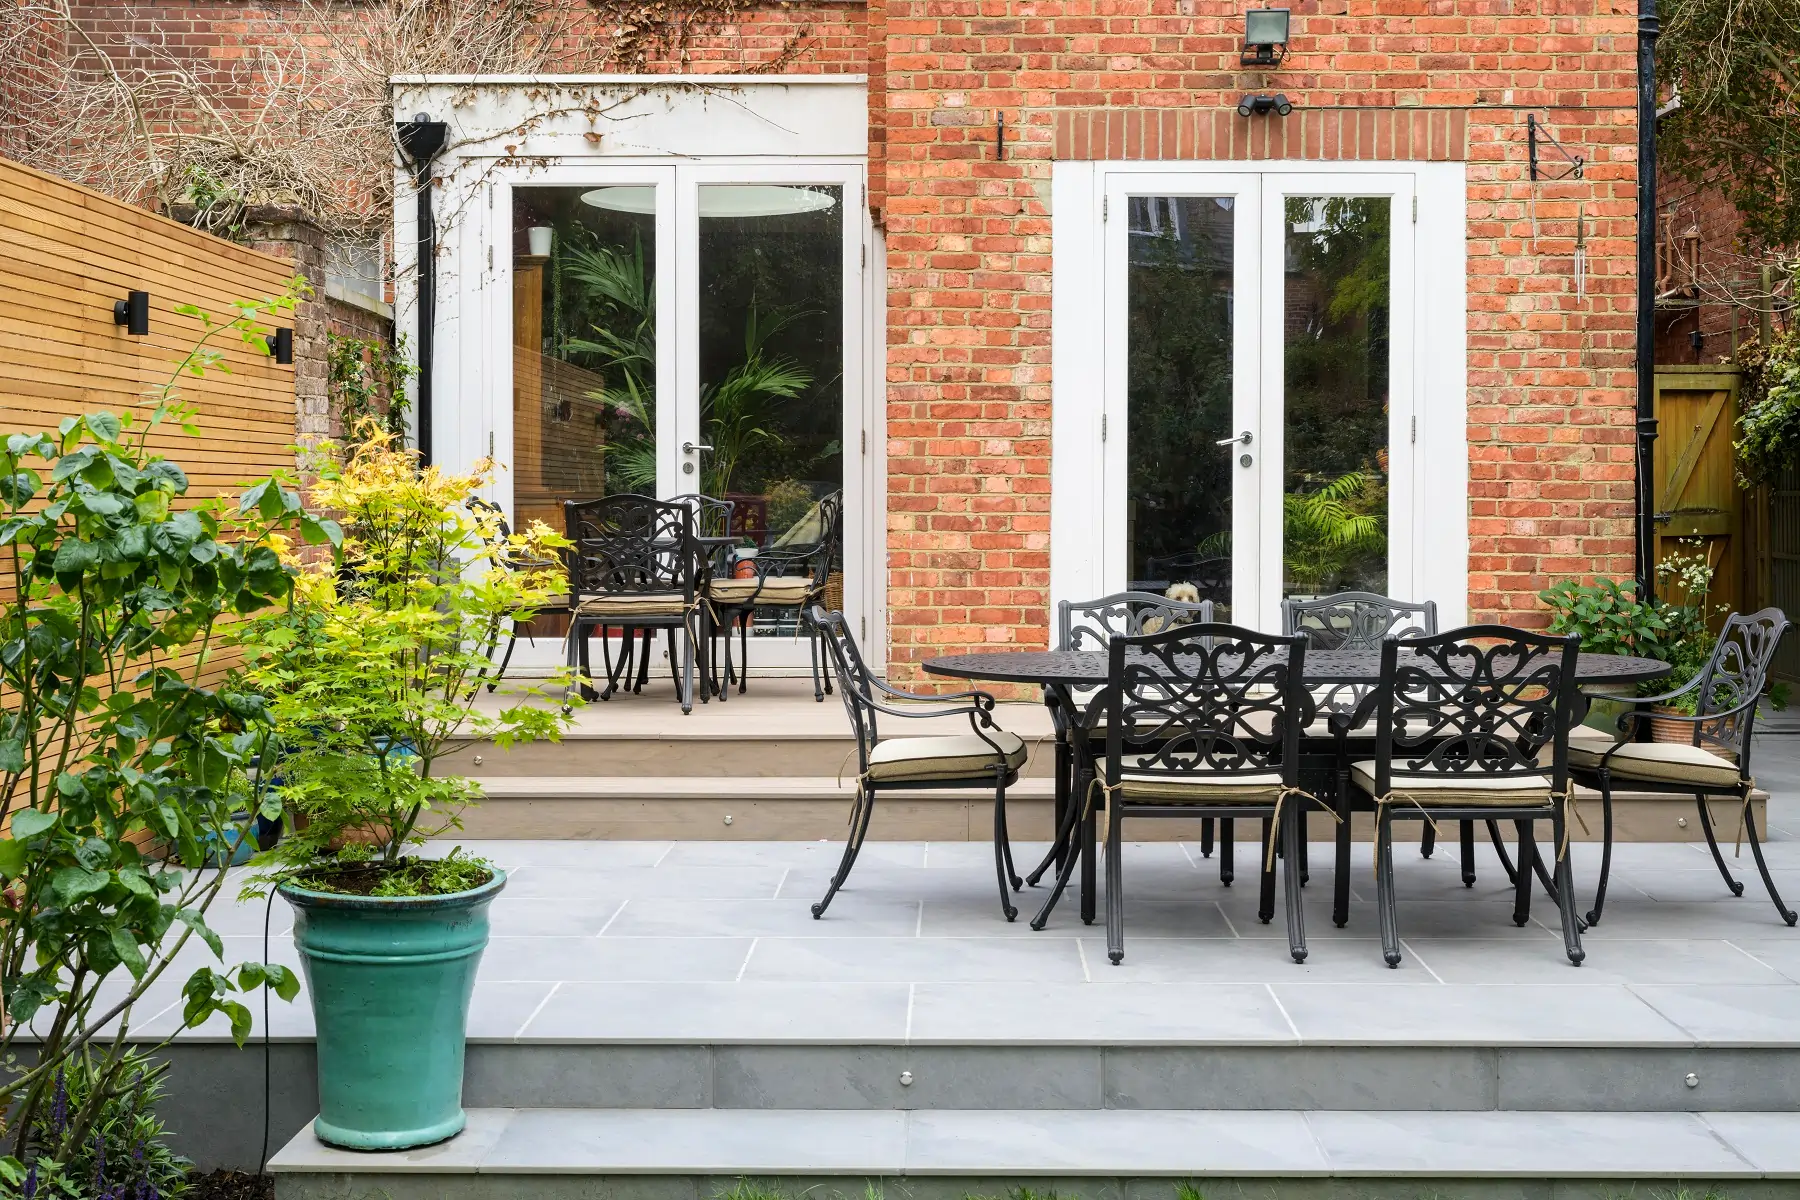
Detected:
[{"left": 1280, "top": 197, "right": 1391, "bottom": 602}]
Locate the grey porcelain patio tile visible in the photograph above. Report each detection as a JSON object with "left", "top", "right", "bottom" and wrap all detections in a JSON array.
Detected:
[
  {"left": 1630, "top": 983, "right": 1800, "bottom": 1045},
  {"left": 1612, "top": 867, "right": 1800, "bottom": 904},
  {"left": 1568, "top": 899, "right": 1800, "bottom": 938},
  {"left": 1304, "top": 1110, "right": 1755, "bottom": 1176},
  {"left": 477, "top": 936, "right": 754, "bottom": 982},
  {"left": 1223, "top": 897, "right": 1558, "bottom": 941},
  {"left": 1080, "top": 935, "right": 1423, "bottom": 983},
  {"left": 907, "top": 983, "right": 1296, "bottom": 1044},
  {"left": 1271, "top": 983, "right": 1692, "bottom": 1045},
  {"left": 1699, "top": 1111, "right": 1800, "bottom": 1174},
  {"left": 466, "top": 981, "right": 560, "bottom": 1040},
  {"left": 500, "top": 864, "right": 787, "bottom": 899},
  {"left": 1402, "top": 937, "right": 1790, "bottom": 985},
  {"left": 657, "top": 840, "right": 927, "bottom": 869},
  {"left": 486, "top": 898, "right": 627, "bottom": 936},
  {"left": 427, "top": 839, "right": 675, "bottom": 868},
  {"left": 603, "top": 897, "right": 921, "bottom": 938},
  {"left": 903, "top": 1108, "right": 1323, "bottom": 1174},
  {"left": 923, "top": 899, "right": 1232, "bottom": 939},
  {"left": 1731, "top": 937, "right": 1800, "bottom": 983},
  {"left": 480, "top": 1108, "right": 908, "bottom": 1173},
  {"left": 741, "top": 936, "right": 1086, "bottom": 983},
  {"left": 269, "top": 1107, "right": 514, "bottom": 1173},
  {"left": 518, "top": 981, "right": 911, "bottom": 1042}
]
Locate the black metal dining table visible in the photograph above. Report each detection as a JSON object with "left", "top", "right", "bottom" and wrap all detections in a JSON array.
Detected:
[{"left": 923, "top": 646, "right": 1672, "bottom": 928}]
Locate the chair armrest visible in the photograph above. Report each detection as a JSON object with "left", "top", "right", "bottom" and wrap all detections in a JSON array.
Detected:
[
  {"left": 1623, "top": 673, "right": 1703, "bottom": 708},
  {"left": 1615, "top": 693, "right": 1760, "bottom": 730},
  {"left": 865, "top": 673, "right": 997, "bottom": 711}
]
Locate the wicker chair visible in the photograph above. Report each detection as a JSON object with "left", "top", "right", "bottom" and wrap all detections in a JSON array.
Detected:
[
  {"left": 1352, "top": 626, "right": 1586, "bottom": 967},
  {"left": 809, "top": 607, "right": 1028, "bottom": 922},
  {"left": 562, "top": 494, "right": 706, "bottom": 714},
  {"left": 1569, "top": 608, "right": 1794, "bottom": 928}
]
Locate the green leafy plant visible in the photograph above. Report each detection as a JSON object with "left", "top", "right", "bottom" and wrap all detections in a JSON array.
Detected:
[
  {"left": 1734, "top": 327, "right": 1800, "bottom": 487},
  {"left": 699, "top": 302, "right": 812, "bottom": 498},
  {"left": 327, "top": 332, "right": 416, "bottom": 447},
  {"left": 2, "top": 1048, "right": 192, "bottom": 1198},
  {"left": 0, "top": 281, "right": 317, "bottom": 1169},
  {"left": 1282, "top": 470, "right": 1387, "bottom": 595},
  {"left": 241, "top": 428, "right": 575, "bottom": 892},
  {"left": 1539, "top": 577, "right": 1673, "bottom": 658},
  {"left": 1650, "top": 539, "right": 1728, "bottom": 714}
]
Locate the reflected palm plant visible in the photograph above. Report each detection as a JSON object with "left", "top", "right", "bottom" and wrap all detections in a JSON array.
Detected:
[
  {"left": 1283, "top": 470, "right": 1387, "bottom": 595},
  {"left": 564, "top": 235, "right": 658, "bottom": 492},
  {"left": 563, "top": 232, "right": 813, "bottom": 498}
]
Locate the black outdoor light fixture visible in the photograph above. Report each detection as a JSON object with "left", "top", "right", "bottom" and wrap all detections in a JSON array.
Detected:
[
  {"left": 1242, "top": 7, "right": 1290, "bottom": 67},
  {"left": 266, "top": 327, "right": 294, "bottom": 365},
  {"left": 1237, "top": 93, "right": 1294, "bottom": 117},
  {"left": 113, "top": 290, "right": 149, "bottom": 336}
]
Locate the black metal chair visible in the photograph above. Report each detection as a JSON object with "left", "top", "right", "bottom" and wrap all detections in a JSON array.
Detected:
[
  {"left": 466, "top": 497, "right": 570, "bottom": 695},
  {"left": 1029, "top": 593, "right": 1215, "bottom": 894},
  {"left": 808, "top": 606, "right": 1028, "bottom": 922},
  {"left": 1570, "top": 608, "right": 1795, "bottom": 927},
  {"left": 1280, "top": 591, "right": 1446, "bottom": 926},
  {"left": 1135, "top": 552, "right": 1231, "bottom": 606},
  {"left": 562, "top": 494, "right": 706, "bottom": 714},
  {"left": 707, "top": 493, "right": 843, "bottom": 702},
  {"left": 1352, "top": 626, "right": 1587, "bottom": 968},
  {"left": 1089, "top": 622, "right": 1319, "bottom": 964}
]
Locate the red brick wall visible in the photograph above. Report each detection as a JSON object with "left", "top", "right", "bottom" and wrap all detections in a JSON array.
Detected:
[
  {"left": 1651, "top": 175, "right": 1781, "bottom": 366},
  {"left": 879, "top": 0, "right": 1643, "bottom": 673}
]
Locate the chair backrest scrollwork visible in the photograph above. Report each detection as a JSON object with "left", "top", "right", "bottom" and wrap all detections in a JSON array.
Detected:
[
  {"left": 1058, "top": 592, "right": 1215, "bottom": 653},
  {"left": 562, "top": 494, "right": 698, "bottom": 601},
  {"left": 810, "top": 605, "right": 881, "bottom": 769},
  {"left": 1692, "top": 608, "right": 1792, "bottom": 762}
]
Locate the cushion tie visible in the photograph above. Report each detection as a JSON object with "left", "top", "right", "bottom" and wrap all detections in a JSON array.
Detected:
[
  {"left": 1371, "top": 791, "right": 1441, "bottom": 880},
  {"left": 1552, "top": 790, "right": 1587, "bottom": 861},
  {"left": 1733, "top": 778, "right": 1759, "bottom": 856},
  {"left": 1262, "top": 785, "right": 1339, "bottom": 873}
]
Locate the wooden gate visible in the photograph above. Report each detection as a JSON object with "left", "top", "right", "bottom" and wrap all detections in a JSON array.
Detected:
[{"left": 1651, "top": 367, "right": 1743, "bottom": 618}]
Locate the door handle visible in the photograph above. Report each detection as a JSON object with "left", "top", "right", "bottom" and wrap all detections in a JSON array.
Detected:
[
  {"left": 682, "top": 441, "right": 714, "bottom": 454},
  {"left": 1215, "top": 431, "right": 1253, "bottom": 447}
]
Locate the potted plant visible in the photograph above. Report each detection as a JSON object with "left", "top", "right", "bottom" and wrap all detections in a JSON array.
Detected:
[
  {"left": 1642, "top": 539, "right": 1726, "bottom": 739},
  {"left": 242, "top": 428, "right": 572, "bottom": 1150}
]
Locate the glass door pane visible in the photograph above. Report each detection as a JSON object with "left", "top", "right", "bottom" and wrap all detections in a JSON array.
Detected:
[
  {"left": 1122, "top": 193, "right": 1242, "bottom": 618},
  {"left": 1279, "top": 197, "right": 1391, "bottom": 601},
  {"left": 511, "top": 179, "right": 668, "bottom": 533},
  {"left": 695, "top": 182, "right": 846, "bottom": 641}
]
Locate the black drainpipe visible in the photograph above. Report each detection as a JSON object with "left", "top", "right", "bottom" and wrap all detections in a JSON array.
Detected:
[
  {"left": 1634, "top": 0, "right": 1660, "bottom": 601},
  {"left": 397, "top": 114, "right": 449, "bottom": 466}
]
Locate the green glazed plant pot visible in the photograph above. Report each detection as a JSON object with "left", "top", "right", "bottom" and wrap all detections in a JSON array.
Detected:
[{"left": 280, "top": 869, "right": 505, "bottom": 1150}]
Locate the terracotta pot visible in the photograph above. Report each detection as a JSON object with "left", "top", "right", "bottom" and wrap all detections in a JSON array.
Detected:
[
  {"left": 1647, "top": 705, "right": 1694, "bottom": 744},
  {"left": 733, "top": 555, "right": 758, "bottom": 580}
]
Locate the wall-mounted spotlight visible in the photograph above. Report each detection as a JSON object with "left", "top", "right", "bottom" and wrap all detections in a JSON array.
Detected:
[
  {"left": 1242, "top": 8, "right": 1291, "bottom": 67},
  {"left": 266, "top": 327, "right": 294, "bottom": 365},
  {"left": 113, "top": 290, "right": 149, "bottom": 336},
  {"left": 1237, "top": 93, "right": 1294, "bottom": 118}
]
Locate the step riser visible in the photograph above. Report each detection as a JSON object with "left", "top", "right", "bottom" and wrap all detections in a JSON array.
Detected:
[
  {"left": 444, "top": 797, "right": 1763, "bottom": 844},
  {"left": 149, "top": 1040, "right": 1800, "bottom": 1173},
  {"left": 458, "top": 738, "right": 1060, "bottom": 779},
  {"left": 273, "top": 1173, "right": 1800, "bottom": 1200}
]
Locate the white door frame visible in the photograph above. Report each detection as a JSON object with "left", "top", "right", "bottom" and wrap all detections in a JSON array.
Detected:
[{"left": 1051, "top": 159, "right": 1469, "bottom": 631}]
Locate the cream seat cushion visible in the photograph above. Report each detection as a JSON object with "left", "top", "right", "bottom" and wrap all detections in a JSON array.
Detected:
[
  {"left": 1350, "top": 761, "right": 1554, "bottom": 807},
  {"left": 1567, "top": 738, "right": 1741, "bottom": 787},
  {"left": 707, "top": 576, "right": 816, "bottom": 606},
  {"left": 574, "top": 593, "right": 689, "bottom": 618},
  {"left": 867, "top": 731, "right": 1028, "bottom": 783},
  {"left": 1117, "top": 772, "right": 1285, "bottom": 803}
]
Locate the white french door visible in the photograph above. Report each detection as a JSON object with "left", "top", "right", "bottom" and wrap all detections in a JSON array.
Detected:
[
  {"left": 1089, "top": 166, "right": 1424, "bottom": 630},
  {"left": 500, "top": 161, "right": 867, "bottom": 670}
]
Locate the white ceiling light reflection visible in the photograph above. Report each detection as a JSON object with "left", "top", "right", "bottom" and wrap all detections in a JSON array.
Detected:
[{"left": 579, "top": 185, "right": 837, "bottom": 218}]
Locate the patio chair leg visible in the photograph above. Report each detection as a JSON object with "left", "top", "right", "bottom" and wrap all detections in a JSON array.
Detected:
[
  {"left": 562, "top": 622, "right": 581, "bottom": 713},
  {"left": 1459, "top": 819, "right": 1477, "bottom": 888},
  {"left": 1296, "top": 810, "right": 1309, "bottom": 886},
  {"left": 1031, "top": 785, "right": 1087, "bottom": 931},
  {"left": 1742, "top": 788, "right": 1799, "bottom": 925},
  {"left": 1377, "top": 808, "right": 1402, "bottom": 967},
  {"left": 813, "top": 783, "right": 876, "bottom": 919},
  {"left": 1512, "top": 820, "right": 1535, "bottom": 927},
  {"left": 1257, "top": 816, "right": 1277, "bottom": 924},
  {"left": 992, "top": 772, "right": 1019, "bottom": 923},
  {"left": 1027, "top": 736, "right": 1071, "bottom": 887},
  {"left": 1695, "top": 793, "right": 1747, "bottom": 896},
  {"left": 1282, "top": 799, "right": 1308, "bottom": 963},
  {"left": 809, "top": 619, "right": 826, "bottom": 703},
  {"left": 737, "top": 613, "right": 750, "bottom": 695},
  {"left": 1553, "top": 806, "right": 1586, "bottom": 965},
  {"left": 1420, "top": 822, "right": 1436, "bottom": 859},
  {"left": 1486, "top": 819, "right": 1519, "bottom": 884},
  {"left": 580, "top": 627, "right": 604, "bottom": 703},
  {"left": 1585, "top": 772, "right": 1616, "bottom": 926},
  {"left": 1200, "top": 817, "right": 1214, "bottom": 858},
  {"left": 487, "top": 625, "right": 519, "bottom": 694},
  {"left": 631, "top": 629, "right": 651, "bottom": 694},
  {"left": 1219, "top": 818, "right": 1235, "bottom": 887},
  {"left": 1333, "top": 781, "right": 1353, "bottom": 929},
  {"left": 1105, "top": 799, "right": 1126, "bottom": 964},
  {"left": 1080, "top": 792, "right": 1098, "bottom": 925},
  {"left": 678, "top": 626, "right": 695, "bottom": 715}
]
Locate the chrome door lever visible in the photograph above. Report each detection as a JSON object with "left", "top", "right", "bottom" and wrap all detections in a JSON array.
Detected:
[
  {"left": 682, "top": 441, "right": 714, "bottom": 454},
  {"left": 1215, "top": 431, "right": 1253, "bottom": 446}
]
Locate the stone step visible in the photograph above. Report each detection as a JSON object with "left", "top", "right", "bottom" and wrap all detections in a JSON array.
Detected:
[
  {"left": 268, "top": 1107, "right": 1800, "bottom": 1198},
  {"left": 442, "top": 775, "right": 1764, "bottom": 843}
]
